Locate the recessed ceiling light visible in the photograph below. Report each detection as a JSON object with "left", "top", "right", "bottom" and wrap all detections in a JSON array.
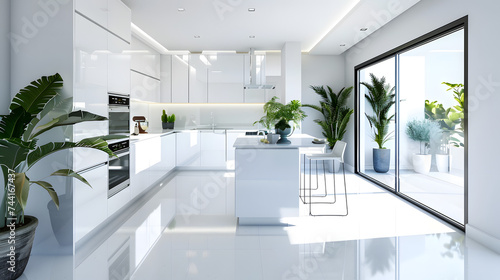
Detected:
[
  {"left": 249, "top": 35, "right": 255, "bottom": 39},
  {"left": 177, "top": 8, "right": 185, "bottom": 12},
  {"left": 360, "top": 27, "right": 368, "bottom": 31},
  {"left": 248, "top": 8, "right": 255, "bottom": 12},
  {"left": 340, "top": 44, "right": 346, "bottom": 47},
  {"left": 194, "top": 35, "right": 200, "bottom": 38}
]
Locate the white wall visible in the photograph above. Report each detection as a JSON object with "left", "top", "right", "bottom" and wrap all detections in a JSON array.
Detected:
[
  {"left": 301, "top": 54, "right": 346, "bottom": 141},
  {"left": 0, "top": 0, "right": 10, "bottom": 115},
  {"left": 343, "top": 0, "right": 500, "bottom": 250}
]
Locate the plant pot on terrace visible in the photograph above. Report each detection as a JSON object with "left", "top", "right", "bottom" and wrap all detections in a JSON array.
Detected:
[
  {"left": 361, "top": 73, "right": 396, "bottom": 174},
  {"left": 405, "top": 119, "right": 441, "bottom": 175}
]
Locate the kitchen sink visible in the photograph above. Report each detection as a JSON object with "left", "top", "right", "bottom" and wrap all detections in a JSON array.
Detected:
[{"left": 191, "top": 127, "right": 233, "bottom": 130}]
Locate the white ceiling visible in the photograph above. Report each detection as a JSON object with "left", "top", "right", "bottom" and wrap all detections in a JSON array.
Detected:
[{"left": 122, "top": 0, "right": 420, "bottom": 55}]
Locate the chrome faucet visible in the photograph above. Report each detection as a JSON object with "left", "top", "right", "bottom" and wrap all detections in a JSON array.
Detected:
[{"left": 257, "top": 130, "right": 266, "bottom": 136}]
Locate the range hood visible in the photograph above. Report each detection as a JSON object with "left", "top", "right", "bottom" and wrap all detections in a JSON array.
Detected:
[{"left": 244, "top": 49, "right": 275, "bottom": 90}]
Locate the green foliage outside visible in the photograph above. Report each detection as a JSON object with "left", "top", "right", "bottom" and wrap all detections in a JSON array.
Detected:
[
  {"left": 405, "top": 119, "right": 441, "bottom": 155},
  {"left": 361, "top": 73, "right": 396, "bottom": 149}
]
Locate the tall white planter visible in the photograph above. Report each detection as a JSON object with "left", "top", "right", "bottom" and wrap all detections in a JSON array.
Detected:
[
  {"left": 412, "top": 154, "right": 431, "bottom": 174},
  {"left": 435, "top": 154, "right": 451, "bottom": 173}
]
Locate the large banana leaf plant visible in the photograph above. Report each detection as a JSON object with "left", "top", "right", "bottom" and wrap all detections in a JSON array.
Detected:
[
  {"left": 361, "top": 73, "right": 396, "bottom": 149},
  {"left": 0, "top": 73, "right": 120, "bottom": 229},
  {"left": 303, "top": 85, "right": 354, "bottom": 149}
]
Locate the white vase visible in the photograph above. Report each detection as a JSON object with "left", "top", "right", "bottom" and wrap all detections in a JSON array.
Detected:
[
  {"left": 436, "top": 154, "right": 451, "bottom": 173},
  {"left": 412, "top": 154, "right": 431, "bottom": 174}
]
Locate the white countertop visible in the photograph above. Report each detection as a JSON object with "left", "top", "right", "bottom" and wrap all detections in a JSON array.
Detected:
[
  {"left": 233, "top": 134, "right": 326, "bottom": 149},
  {"left": 129, "top": 126, "right": 261, "bottom": 142}
]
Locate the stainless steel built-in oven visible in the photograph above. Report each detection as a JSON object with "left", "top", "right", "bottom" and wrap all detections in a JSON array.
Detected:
[
  {"left": 108, "top": 139, "right": 130, "bottom": 198},
  {"left": 108, "top": 94, "right": 130, "bottom": 136}
]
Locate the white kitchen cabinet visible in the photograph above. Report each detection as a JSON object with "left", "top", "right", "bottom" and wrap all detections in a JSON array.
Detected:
[
  {"left": 75, "top": 0, "right": 108, "bottom": 28},
  {"left": 172, "top": 55, "right": 189, "bottom": 103},
  {"left": 108, "top": 0, "right": 131, "bottom": 42},
  {"left": 160, "top": 55, "right": 172, "bottom": 103},
  {"left": 108, "top": 33, "right": 130, "bottom": 95},
  {"left": 189, "top": 54, "right": 208, "bottom": 103},
  {"left": 208, "top": 54, "right": 244, "bottom": 103},
  {"left": 130, "top": 36, "right": 161, "bottom": 79},
  {"left": 73, "top": 14, "right": 109, "bottom": 171},
  {"left": 226, "top": 131, "right": 246, "bottom": 169},
  {"left": 130, "top": 139, "right": 150, "bottom": 198},
  {"left": 146, "top": 136, "right": 164, "bottom": 185},
  {"left": 200, "top": 130, "right": 226, "bottom": 167},
  {"left": 108, "top": 184, "right": 130, "bottom": 218},
  {"left": 160, "top": 133, "right": 176, "bottom": 173},
  {"left": 176, "top": 131, "right": 201, "bottom": 166},
  {"left": 74, "top": 164, "right": 108, "bottom": 242},
  {"left": 131, "top": 71, "right": 160, "bottom": 102}
]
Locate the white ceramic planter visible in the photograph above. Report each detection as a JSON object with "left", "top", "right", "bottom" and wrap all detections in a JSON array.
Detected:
[
  {"left": 412, "top": 154, "right": 431, "bottom": 174},
  {"left": 436, "top": 154, "right": 451, "bottom": 173}
]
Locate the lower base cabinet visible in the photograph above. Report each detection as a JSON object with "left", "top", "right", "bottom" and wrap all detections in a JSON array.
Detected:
[
  {"left": 74, "top": 164, "right": 108, "bottom": 242},
  {"left": 200, "top": 130, "right": 226, "bottom": 167}
]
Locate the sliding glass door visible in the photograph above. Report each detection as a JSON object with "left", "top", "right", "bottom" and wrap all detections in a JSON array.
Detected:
[{"left": 355, "top": 19, "right": 467, "bottom": 228}]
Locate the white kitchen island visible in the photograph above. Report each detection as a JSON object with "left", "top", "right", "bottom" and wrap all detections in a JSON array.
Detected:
[{"left": 234, "top": 134, "right": 325, "bottom": 225}]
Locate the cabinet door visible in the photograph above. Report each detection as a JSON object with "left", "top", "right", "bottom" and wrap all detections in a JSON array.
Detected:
[
  {"left": 108, "top": 33, "right": 131, "bottom": 95},
  {"left": 130, "top": 36, "right": 161, "bottom": 79},
  {"left": 160, "top": 55, "right": 172, "bottom": 103},
  {"left": 172, "top": 55, "right": 189, "bottom": 103},
  {"left": 161, "top": 134, "right": 176, "bottom": 173},
  {"left": 176, "top": 131, "right": 201, "bottom": 166},
  {"left": 208, "top": 54, "right": 244, "bottom": 103},
  {"left": 108, "top": 0, "right": 131, "bottom": 42},
  {"left": 146, "top": 137, "right": 163, "bottom": 185},
  {"left": 74, "top": 14, "right": 109, "bottom": 171},
  {"left": 200, "top": 131, "right": 226, "bottom": 167},
  {"left": 74, "top": 164, "right": 108, "bottom": 242},
  {"left": 131, "top": 71, "right": 160, "bottom": 102},
  {"left": 226, "top": 131, "right": 246, "bottom": 169},
  {"left": 75, "top": 0, "right": 108, "bottom": 28},
  {"left": 189, "top": 54, "right": 208, "bottom": 103},
  {"left": 130, "top": 140, "right": 150, "bottom": 198}
]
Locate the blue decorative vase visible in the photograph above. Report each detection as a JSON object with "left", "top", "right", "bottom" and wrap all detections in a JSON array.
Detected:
[
  {"left": 373, "top": 148, "right": 390, "bottom": 173},
  {"left": 276, "top": 127, "right": 292, "bottom": 144}
]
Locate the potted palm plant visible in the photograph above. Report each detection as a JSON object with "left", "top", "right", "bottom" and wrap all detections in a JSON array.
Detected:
[
  {"left": 254, "top": 97, "right": 306, "bottom": 144},
  {"left": 303, "top": 85, "right": 353, "bottom": 172},
  {"left": 361, "top": 73, "right": 396, "bottom": 173},
  {"left": 405, "top": 119, "right": 441, "bottom": 174},
  {"left": 0, "top": 73, "right": 120, "bottom": 279}
]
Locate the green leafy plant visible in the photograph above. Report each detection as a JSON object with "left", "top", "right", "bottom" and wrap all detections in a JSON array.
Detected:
[
  {"left": 161, "top": 110, "right": 176, "bottom": 123},
  {"left": 361, "top": 73, "right": 396, "bottom": 149},
  {"left": 253, "top": 96, "right": 307, "bottom": 131},
  {"left": 303, "top": 85, "right": 353, "bottom": 149},
  {"left": 0, "top": 73, "right": 121, "bottom": 229},
  {"left": 441, "top": 82, "right": 465, "bottom": 147},
  {"left": 405, "top": 119, "right": 441, "bottom": 155}
]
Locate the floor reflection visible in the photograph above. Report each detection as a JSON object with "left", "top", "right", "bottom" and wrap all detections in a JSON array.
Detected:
[{"left": 21, "top": 171, "right": 499, "bottom": 280}]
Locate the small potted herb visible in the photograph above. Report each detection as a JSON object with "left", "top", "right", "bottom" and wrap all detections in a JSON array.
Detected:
[{"left": 161, "top": 110, "right": 175, "bottom": 129}]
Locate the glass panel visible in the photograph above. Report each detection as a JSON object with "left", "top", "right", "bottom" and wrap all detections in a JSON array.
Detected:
[
  {"left": 399, "top": 29, "right": 465, "bottom": 224},
  {"left": 359, "top": 57, "right": 397, "bottom": 190}
]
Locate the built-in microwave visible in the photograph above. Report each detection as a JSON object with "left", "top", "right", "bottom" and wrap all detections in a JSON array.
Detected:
[{"left": 108, "top": 94, "right": 130, "bottom": 136}]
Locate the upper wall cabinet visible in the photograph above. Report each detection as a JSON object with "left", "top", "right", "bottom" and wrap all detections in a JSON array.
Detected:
[
  {"left": 189, "top": 54, "right": 208, "bottom": 103},
  {"left": 208, "top": 54, "right": 244, "bottom": 103},
  {"left": 75, "top": 0, "right": 131, "bottom": 42},
  {"left": 160, "top": 55, "right": 172, "bottom": 103},
  {"left": 130, "top": 36, "right": 161, "bottom": 79},
  {"left": 108, "top": 33, "right": 131, "bottom": 95},
  {"left": 108, "top": 0, "right": 131, "bottom": 42},
  {"left": 172, "top": 55, "right": 189, "bottom": 103},
  {"left": 131, "top": 71, "right": 160, "bottom": 102}
]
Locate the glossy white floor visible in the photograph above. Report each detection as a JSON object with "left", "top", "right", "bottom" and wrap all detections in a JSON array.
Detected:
[{"left": 22, "top": 170, "right": 500, "bottom": 280}]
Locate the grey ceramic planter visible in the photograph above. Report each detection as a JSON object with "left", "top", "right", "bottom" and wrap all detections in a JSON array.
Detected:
[
  {"left": 373, "top": 148, "right": 390, "bottom": 173},
  {"left": 162, "top": 122, "right": 174, "bottom": 129},
  {"left": 0, "top": 216, "right": 38, "bottom": 280},
  {"left": 276, "top": 127, "right": 292, "bottom": 144}
]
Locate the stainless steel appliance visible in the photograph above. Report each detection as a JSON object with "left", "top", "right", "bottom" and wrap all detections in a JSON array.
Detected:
[
  {"left": 108, "top": 93, "right": 130, "bottom": 136},
  {"left": 108, "top": 139, "right": 130, "bottom": 198}
]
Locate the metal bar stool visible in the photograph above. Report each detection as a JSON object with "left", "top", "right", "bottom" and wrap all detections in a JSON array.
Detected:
[{"left": 304, "top": 141, "right": 348, "bottom": 216}]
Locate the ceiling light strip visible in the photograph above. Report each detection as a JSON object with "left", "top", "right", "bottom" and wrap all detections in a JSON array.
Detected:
[
  {"left": 131, "top": 23, "right": 169, "bottom": 54},
  {"left": 305, "top": 0, "right": 361, "bottom": 52}
]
